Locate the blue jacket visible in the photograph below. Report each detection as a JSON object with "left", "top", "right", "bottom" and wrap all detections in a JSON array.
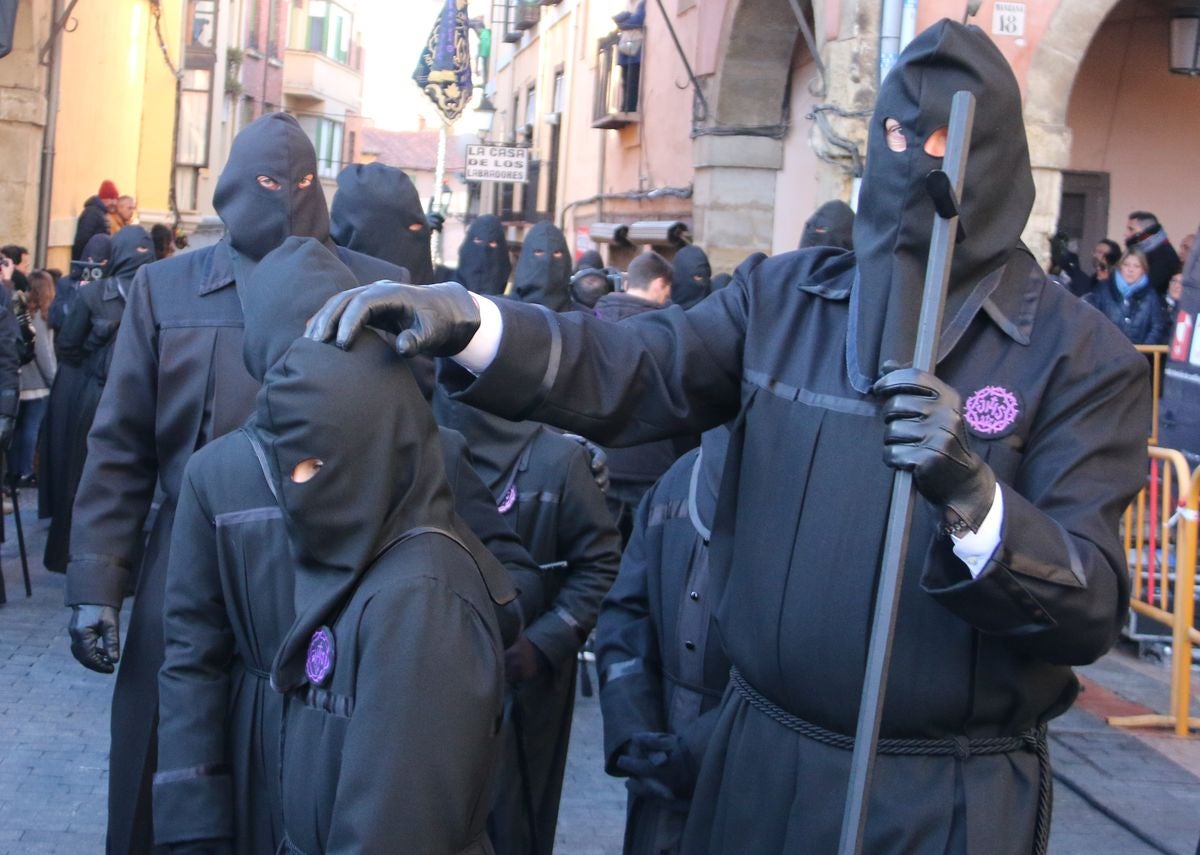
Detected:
[{"left": 1085, "top": 278, "right": 1169, "bottom": 345}]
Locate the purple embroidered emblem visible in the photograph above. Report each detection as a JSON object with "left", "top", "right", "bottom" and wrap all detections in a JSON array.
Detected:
[
  {"left": 306, "top": 627, "right": 334, "bottom": 686},
  {"left": 963, "top": 386, "right": 1020, "bottom": 436},
  {"left": 497, "top": 485, "right": 517, "bottom": 514}
]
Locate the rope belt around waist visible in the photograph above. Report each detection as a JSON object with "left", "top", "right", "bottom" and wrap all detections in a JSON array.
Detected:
[{"left": 729, "top": 666, "right": 1043, "bottom": 759}]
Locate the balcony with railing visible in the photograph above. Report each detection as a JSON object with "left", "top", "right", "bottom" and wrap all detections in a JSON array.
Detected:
[{"left": 593, "top": 33, "right": 641, "bottom": 130}]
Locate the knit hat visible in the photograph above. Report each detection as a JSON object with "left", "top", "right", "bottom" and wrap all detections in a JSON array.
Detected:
[{"left": 98, "top": 180, "right": 119, "bottom": 201}]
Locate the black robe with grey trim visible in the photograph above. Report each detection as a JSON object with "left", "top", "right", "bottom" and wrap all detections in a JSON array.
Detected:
[
  {"left": 432, "top": 403, "right": 620, "bottom": 855},
  {"left": 443, "top": 245, "right": 1149, "bottom": 853},
  {"left": 596, "top": 433, "right": 730, "bottom": 855},
  {"left": 44, "top": 276, "right": 127, "bottom": 573},
  {"left": 154, "top": 424, "right": 518, "bottom": 853},
  {"left": 63, "top": 239, "right": 411, "bottom": 855}
]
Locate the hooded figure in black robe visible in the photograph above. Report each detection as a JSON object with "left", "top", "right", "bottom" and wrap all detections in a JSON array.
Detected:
[
  {"left": 458, "top": 214, "right": 512, "bottom": 297},
  {"left": 597, "top": 426, "right": 731, "bottom": 855},
  {"left": 327, "top": 21, "right": 1149, "bottom": 854},
  {"left": 799, "top": 199, "right": 855, "bottom": 251},
  {"left": 330, "top": 161, "right": 432, "bottom": 284},
  {"left": 263, "top": 335, "right": 504, "bottom": 855},
  {"left": 154, "top": 238, "right": 519, "bottom": 854},
  {"left": 63, "top": 112, "right": 412, "bottom": 855},
  {"left": 45, "top": 226, "right": 153, "bottom": 574},
  {"left": 512, "top": 222, "right": 573, "bottom": 312},
  {"left": 433, "top": 364, "right": 621, "bottom": 855},
  {"left": 40, "top": 233, "right": 110, "bottom": 521},
  {"left": 670, "top": 246, "right": 712, "bottom": 309}
]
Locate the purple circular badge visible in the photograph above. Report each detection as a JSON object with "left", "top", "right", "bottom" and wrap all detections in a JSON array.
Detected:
[
  {"left": 963, "top": 386, "right": 1020, "bottom": 437},
  {"left": 497, "top": 484, "right": 517, "bottom": 514},
  {"left": 306, "top": 627, "right": 335, "bottom": 686}
]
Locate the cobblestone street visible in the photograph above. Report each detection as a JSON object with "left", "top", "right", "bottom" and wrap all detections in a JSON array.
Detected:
[{"left": 2, "top": 493, "right": 1198, "bottom": 853}]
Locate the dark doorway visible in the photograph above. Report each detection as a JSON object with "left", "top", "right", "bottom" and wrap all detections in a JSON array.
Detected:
[{"left": 1059, "top": 171, "right": 1110, "bottom": 272}]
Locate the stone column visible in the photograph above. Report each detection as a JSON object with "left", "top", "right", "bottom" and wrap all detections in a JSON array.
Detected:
[
  {"left": 692, "top": 134, "right": 784, "bottom": 274},
  {"left": 0, "top": 1, "right": 49, "bottom": 250}
]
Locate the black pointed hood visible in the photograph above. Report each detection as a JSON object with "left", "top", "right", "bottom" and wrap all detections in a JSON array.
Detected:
[
  {"left": 261, "top": 333, "right": 469, "bottom": 690},
  {"left": 457, "top": 214, "right": 511, "bottom": 296},
  {"left": 850, "top": 21, "right": 1033, "bottom": 390},
  {"left": 241, "top": 237, "right": 356, "bottom": 384},
  {"left": 78, "top": 233, "right": 112, "bottom": 264},
  {"left": 107, "top": 226, "right": 155, "bottom": 280},
  {"left": 331, "top": 162, "right": 432, "bottom": 284},
  {"left": 213, "top": 112, "right": 331, "bottom": 278},
  {"left": 800, "top": 200, "right": 855, "bottom": 251},
  {"left": 513, "top": 222, "right": 573, "bottom": 312},
  {"left": 671, "top": 246, "right": 712, "bottom": 309},
  {"left": 575, "top": 250, "right": 604, "bottom": 273}
]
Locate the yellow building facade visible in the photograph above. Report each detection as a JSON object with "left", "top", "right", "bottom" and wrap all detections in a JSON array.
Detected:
[{"left": 43, "top": 0, "right": 182, "bottom": 269}]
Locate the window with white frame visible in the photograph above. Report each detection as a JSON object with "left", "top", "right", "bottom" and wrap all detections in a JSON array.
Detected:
[{"left": 314, "top": 117, "right": 345, "bottom": 178}]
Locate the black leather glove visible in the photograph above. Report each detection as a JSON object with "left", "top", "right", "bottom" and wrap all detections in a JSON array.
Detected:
[
  {"left": 562, "top": 433, "right": 610, "bottom": 494},
  {"left": 426, "top": 212, "right": 446, "bottom": 233},
  {"left": 616, "top": 732, "right": 696, "bottom": 801},
  {"left": 68, "top": 604, "right": 121, "bottom": 674},
  {"left": 504, "top": 635, "right": 549, "bottom": 685},
  {"left": 0, "top": 415, "right": 14, "bottom": 450},
  {"left": 305, "top": 281, "right": 481, "bottom": 358},
  {"left": 873, "top": 368, "right": 997, "bottom": 533}
]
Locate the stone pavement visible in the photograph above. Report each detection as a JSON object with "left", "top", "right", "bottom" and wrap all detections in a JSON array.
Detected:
[{"left": 1, "top": 489, "right": 1198, "bottom": 853}]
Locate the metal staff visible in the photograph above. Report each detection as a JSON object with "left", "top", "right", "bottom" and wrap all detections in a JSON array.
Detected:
[{"left": 837, "top": 89, "right": 977, "bottom": 855}]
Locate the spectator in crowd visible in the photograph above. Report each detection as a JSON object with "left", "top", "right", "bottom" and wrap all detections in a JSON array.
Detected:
[
  {"left": 1048, "top": 231, "right": 1086, "bottom": 296},
  {"left": 800, "top": 200, "right": 855, "bottom": 251},
  {"left": 614, "top": 2, "right": 645, "bottom": 113},
  {"left": 597, "top": 425, "right": 732, "bottom": 855},
  {"left": 109, "top": 195, "right": 136, "bottom": 234},
  {"left": 7, "top": 270, "right": 55, "bottom": 486},
  {"left": 1126, "top": 210, "right": 1181, "bottom": 295},
  {"left": 1159, "top": 225, "right": 1200, "bottom": 462},
  {"left": 1167, "top": 271, "right": 1185, "bottom": 315},
  {"left": 71, "top": 180, "right": 119, "bottom": 260},
  {"left": 150, "top": 223, "right": 176, "bottom": 261},
  {"left": 1091, "top": 239, "right": 1121, "bottom": 283},
  {"left": 671, "top": 246, "right": 713, "bottom": 309},
  {"left": 1085, "top": 248, "right": 1169, "bottom": 345},
  {"left": 512, "top": 222, "right": 575, "bottom": 312},
  {"left": 458, "top": 215, "right": 513, "bottom": 297},
  {"left": 434, "top": 361, "right": 620, "bottom": 855},
  {"left": 1, "top": 244, "right": 30, "bottom": 294},
  {"left": 595, "top": 252, "right": 697, "bottom": 542}
]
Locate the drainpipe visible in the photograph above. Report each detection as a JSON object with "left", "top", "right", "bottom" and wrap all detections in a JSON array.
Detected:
[
  {"left": 34, "top": 0, "right": 66, "bottom": 267},
  {"left": 899, "top": 0, "right": 919, "bottom": 53},
  {"left": 879, "top": 0, "right": 902, "bottom": 81}
]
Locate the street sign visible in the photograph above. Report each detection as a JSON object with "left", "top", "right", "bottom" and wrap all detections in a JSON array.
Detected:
[
  {"left": 465, "top": 145, "right": 530, "bottom": 183},
  {"left": 992, "top": 2, "right": 1025, "bottom": 38}
]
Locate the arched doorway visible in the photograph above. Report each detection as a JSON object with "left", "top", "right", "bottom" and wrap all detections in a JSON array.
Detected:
[
  {"left": 1024, "top": 0, "right": 1200, "bottom": 266},
  {"left": 691, "top": 0, "right": 801, "bottom": 273}
]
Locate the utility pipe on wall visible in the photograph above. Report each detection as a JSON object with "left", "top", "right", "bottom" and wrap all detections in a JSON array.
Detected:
[
  {"left": 879, "top": 0, "right": 903, "bottom": 80},
  {"left": 900, "top": 0, "right": 919, "bottom": 52}
]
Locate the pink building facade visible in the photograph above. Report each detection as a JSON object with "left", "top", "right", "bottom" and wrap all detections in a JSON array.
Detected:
[{"left": 479, "top": 0, "right": 1200, "bottom": 273}]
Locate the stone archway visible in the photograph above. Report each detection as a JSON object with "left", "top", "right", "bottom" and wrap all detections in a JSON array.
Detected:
[
  {"left": 0, "top": 0, "right": 50, "bottom": 249},
  {"left": 1021, "top": 0, "right": 1124, "bottom": 262},
  {"left": 691, "top": 0, "right": 801, "bottom": 273}
]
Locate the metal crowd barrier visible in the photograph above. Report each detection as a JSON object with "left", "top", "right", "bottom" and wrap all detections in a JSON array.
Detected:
[
  {"left": 1135, "top": 344, "right": 1168, "bottom": 446},
  {"left": 1110, "top": 445, "right": 1200, "bottom": 737}
]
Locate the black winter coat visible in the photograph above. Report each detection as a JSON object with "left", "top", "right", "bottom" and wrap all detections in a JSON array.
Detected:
[
  {"left": 72, "top": 196, "right": 111, "bottom": 262},
  {"left": 446, "top": 246, "right": 1150, "bottom": 854},
  {"left": 64, "top": 238, "right": 410, "bottom": 855},
  {"left": 597, "top": 445, "right": 730, "bottom": 855},
  {"left": 1085, "top": 279, "right": 1169, "bottom": 345}
]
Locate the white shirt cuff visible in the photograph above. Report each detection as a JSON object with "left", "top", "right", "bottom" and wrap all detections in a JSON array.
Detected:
[
  {"left": 453, "top": 295, "right": 503, "bottom": 374},
  {"left": 950, "top": 483, "right": 1004, "bottom": 579}
]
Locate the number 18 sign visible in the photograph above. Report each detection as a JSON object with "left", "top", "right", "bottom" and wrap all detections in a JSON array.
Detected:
[{"left": 992, "top": 2, "right": 1025, "bottom": 38}]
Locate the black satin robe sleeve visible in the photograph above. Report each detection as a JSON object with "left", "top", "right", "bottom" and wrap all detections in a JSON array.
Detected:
[
  {"left": 439, "top": 426, "right": 543, "bottom": 644},
  {"left": 525, "top": 445, "right": 621, "bottom": 670},
  {"left": 922, "top": 347, "right": 1150, "bottom": 665},
  {"left": 449, "top": 255, "right": 760, "bottom": 446},
  {"left": 596, "top": 491, "right": 665, "bottom": 771},
  {"left": 52, "top": 282, "right": 95, "bottom": 366},
  {"left": 64, "top": 266, "right": 158, "bottom": 607},
  {"left": 153, "top": 467, "right": 235, "bottom": 846}
]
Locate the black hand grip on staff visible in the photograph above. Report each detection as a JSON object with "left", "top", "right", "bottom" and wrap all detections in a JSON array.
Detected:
[{"left": 837, "top": 89, "right": 976, "bottom": 855}]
